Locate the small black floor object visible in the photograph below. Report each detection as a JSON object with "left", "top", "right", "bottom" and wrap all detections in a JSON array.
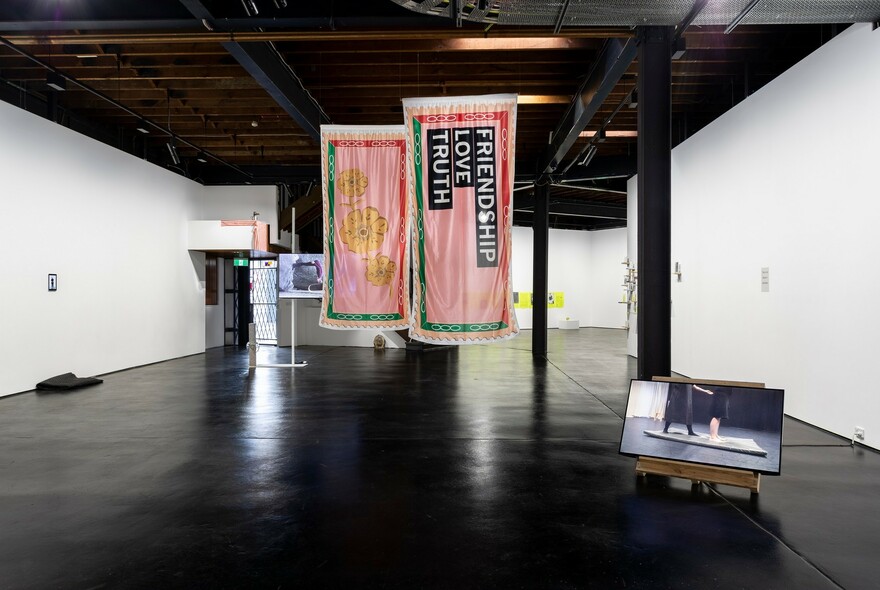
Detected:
[{"left": 36, "top": 372, "right": 103, "bottom": 392}]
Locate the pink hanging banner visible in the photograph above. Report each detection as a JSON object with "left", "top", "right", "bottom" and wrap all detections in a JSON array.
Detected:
[
  {"left": 320, "top": 125, "right": 410, "bottom": 330},
  {"left": 403, "top": 94, "right": 519, "bottom": 344}
]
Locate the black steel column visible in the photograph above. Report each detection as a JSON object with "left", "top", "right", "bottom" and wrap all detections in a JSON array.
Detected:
[
  {"left": 236, "top": 264, "right": 252, "bottom": 347},
  {"left": 532, "top": 180, "right": 550, "bottom": 358},
  {"left": 637, "top": 27, "right": 673, "bottom": 380}
]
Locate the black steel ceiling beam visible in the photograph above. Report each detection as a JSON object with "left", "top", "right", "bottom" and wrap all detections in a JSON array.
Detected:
[
  {"left": 674, "top": 0, "right": 709, "bottom": 43},
  {"left": 0, "top": 16, "right": 443, "bottom": 32},
  {"left": 516, "top": 155, "right": 636, "bottom": 185},
  {"left": 553, "top": 0, "right": 572, "bottom": 35},
  {"left": 199, "top": 165, "right": 320, "bottom": 185},
  {"left": 223, "top": 41, "right": 329, "bottom": 141},
  {"left": 513, "top": 197, "right": 626, "bottom": 221},
  {"left": 511, "top": 212, "right": 625, "bottom": 230},
  {"left": 562, "top": 155, "right": 636, "bottom": 181},
  {"left": 0, "top": 20, "right": 199, "bottom": 31},
  {"left": 559, "top": 89, "right": 632, "bottom": 175},
  {"left": 539, "top": 37, "right": 637, "bottom": 174},
  {"left": 180, "top": 0, "right": 330, "bottom": 143},
  {"left": 725, "top": 0, "right": 763, "bottom": 34},
  {"left": 551, "top": 182, "right": 626, "bottom": 196}
]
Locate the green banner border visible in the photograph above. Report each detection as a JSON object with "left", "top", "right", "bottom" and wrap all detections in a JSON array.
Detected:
[
  {"left": 411, "top": 117, "right": 509, "bottom": 333},
  {"left": 325, "top": 141, "right": 404, "bottom": 323}
]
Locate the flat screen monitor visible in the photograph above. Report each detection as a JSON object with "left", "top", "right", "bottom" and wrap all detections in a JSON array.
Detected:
[
  {"left": 619, "top": 379, "right": 784, "bottom": 475},
  {"left": 278, "top": 253, "right": 324, "bottom": 299}
]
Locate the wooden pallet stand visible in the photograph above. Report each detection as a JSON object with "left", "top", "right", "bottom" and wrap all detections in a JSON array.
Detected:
[
  {"left": 636, "top": 456, "right": 761, "bottom": 493},
  {"left": 635, "top": 376, "right": 765, "bottom": 494}
]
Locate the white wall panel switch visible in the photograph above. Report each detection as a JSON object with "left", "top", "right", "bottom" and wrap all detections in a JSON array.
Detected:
[{"left": 761, "top": 267, "right": 770, "bottom": 292}]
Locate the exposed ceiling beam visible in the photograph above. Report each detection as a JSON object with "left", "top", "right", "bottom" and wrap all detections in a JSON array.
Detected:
[
  {"left": 516, "top": 155, "right": 636, "bottom": 184},
  {"left": 3, "top": 28, "right": 633, "bottom": 47},
  {"left": 0, "top": 33, "right": 251, "bottom": 180},
  {"left": 198, "top": 165, "right": 320, "bottom": 185},
  {"left": 553, "top": 0, "right": 572, "bottom": 35},
  {"left": 0, "top": 16, "right": 449, "bottom": 32},
  {"left": 180, "top": 0, "right": 329, "bottom": 142},
  {"left": 726, "top": 0, "right": 763, "bottom": 35},
  {"left": 222, "top": 41, "right": 329, "bottom": 141},
  {"left": 674, "top": 0, "right": 710, "bottom": 43},
  {"left": 513, "top": 196, "right": 626, "bottom": 221},
  {"left": 552, "top": 183, "right": 627, "bottom": 196},
  {"left": 0, "top": 20, "right": 199, "bottom": 31},
  {"left": 539, "top": 37, "right": 637, "bottom": 174}
]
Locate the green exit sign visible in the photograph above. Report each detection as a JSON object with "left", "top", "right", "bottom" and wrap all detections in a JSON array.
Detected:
[{"left": 233, "top": 258, "right": 249, "bottom": 267}]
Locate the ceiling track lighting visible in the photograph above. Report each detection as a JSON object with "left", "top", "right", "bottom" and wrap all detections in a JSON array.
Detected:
[
  {"left": 671, "top": 37, "right": 687, "bottom": 60},
  {"left": 241, "top": 0, "right": 259, "bottom": 16},
  {"left": 578, "top": 144, "right": 598, "bottom": 168},
  {"left": 46, "top": 72, "right": 67, "bottom": 92},
  {"left": 167, "top": 142, "right": 181, "bottom": 166},
  {"left": 273, "top": 0, "right": 287, "bottom": 8}
]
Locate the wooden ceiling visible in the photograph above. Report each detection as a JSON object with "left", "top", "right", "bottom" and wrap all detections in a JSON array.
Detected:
[{"left": 0, "top": 0, "right": 846, "bottom": 232}]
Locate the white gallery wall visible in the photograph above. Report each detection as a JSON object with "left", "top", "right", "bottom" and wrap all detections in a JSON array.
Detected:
[
  {"left": 511, "top": 226, "right": 626, "bottom": 330},
  {"left": 0, "top": 98, "right": 274, "bottom": 396},
  {"left": 589, "top": 227, "right": 628, "bottom": 329},
  {"left": 630, "top": 24, "right": 880, "bottom": 448},
  {"left": 196, "top": 185, "right": 280, "bottom": 239}
]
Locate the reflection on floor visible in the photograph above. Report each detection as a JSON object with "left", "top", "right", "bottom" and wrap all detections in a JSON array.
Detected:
[{"left": 0, "top": 329, "right": 875, "bottom": 589}]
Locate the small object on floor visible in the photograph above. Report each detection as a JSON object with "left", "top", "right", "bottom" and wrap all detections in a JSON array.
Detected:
[
  {"left": 36, "top": 372, "right": 103, "bottom": 392},
  {"left": 643, "top": 428, "right": 768, "bottom": 456}
]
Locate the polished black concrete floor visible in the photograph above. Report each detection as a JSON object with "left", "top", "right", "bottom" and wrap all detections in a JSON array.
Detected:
[{"left": 0, "top": 329, "right": 875, "bottom": 589}]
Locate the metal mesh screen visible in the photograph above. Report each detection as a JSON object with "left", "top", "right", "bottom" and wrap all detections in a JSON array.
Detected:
[
  {"left": 251, "top": 264, "right": 278, "bottom": 343},
  {"left": 738, "top": 1, "right": 880, "bottom": 24},
  {"left": 391, "top": 0, "right": 880, "bottom": 26}
]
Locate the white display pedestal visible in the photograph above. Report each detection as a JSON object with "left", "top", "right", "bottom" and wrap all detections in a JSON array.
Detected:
[{"left": 558, "top": 319, "right": 580, "bottom": 330}]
